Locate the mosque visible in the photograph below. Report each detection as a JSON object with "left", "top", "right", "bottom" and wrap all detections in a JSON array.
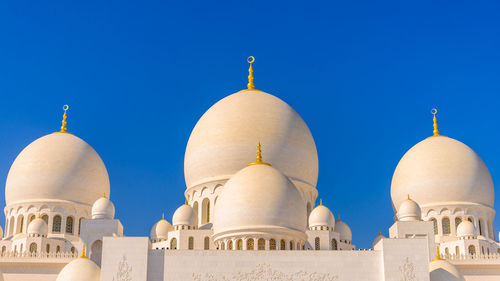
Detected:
[{"left": 0, "top": 57, "right": 499, "bottom": 281}]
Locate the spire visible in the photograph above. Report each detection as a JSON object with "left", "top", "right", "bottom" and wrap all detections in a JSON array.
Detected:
[
  {"left": 247, "top": 56, "right": 255, "bottom": 90},
  {"left": 320, "top": 199, "right": 323, "bottom": 206},
  {"left": 184, "top": 199, "right": 188, "bottom": 205},
  {"left": 80, "top": 244, "right": 88, "bottom": 259},
  {"left": 162, "top": 213, "right": 165, "bottom": 221},
  {"left": 103, "top": 192, "right": 107, "bottom": 198},
  {"left": 337, "top": 215, "right": 341, "bottom": 222},
  {"left": 433, "top": 246, "right": 443, "bottom": 260},
  {"left": 407, "top": 194, "right": 410, "bottom": 200},
  {"left": 431, "top": 108, "right": 439, "bottom": 136},
  {"left": 60, "top": 105, "right": 69, "bottom": 133},
  {"left": 248, "top": 141, "right": 271, "bottom": 166}
]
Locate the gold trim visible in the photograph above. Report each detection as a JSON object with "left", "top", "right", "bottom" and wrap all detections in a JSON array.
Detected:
[
  {"left": 60, "top": 105, "right": 69, "bottom": 133},
  {"left": 248, "top": 142, "right": 271, "bottom": 166}
]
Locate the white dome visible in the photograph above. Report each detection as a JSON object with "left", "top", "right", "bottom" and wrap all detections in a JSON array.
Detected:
[
  {"left": 429, "top": 259, "right": 465, "bottom": 281},
  {"left": 308, "top": 204, "right": 335, "bottom": 228},
  {"left": 56, "top": 258, "right": 101, "bottom": 281},
  {"left": 92, "top": 196, "right": 115, "bottom": 219},
  {"left": 27, "top": 217, "right": 48, "bottom": 237},
  {"left": 172, "top": 204, "right": 197, "bottom": 227},
  {"left": 150, "top": 218, "right": 173, "bottom": 240},
  {"left": 391, "top": 136, "right": 493, "bottom": 210},
  {"left": 456, "top": 220, "right": 475, "bottom": 238},
  {"left": 397, "top": 196, "right": 422, "bottom": 221},
  {"left": 6, "top": 133, "right": 110, "bottom": 206},
  {"left": 184, "top": 90, "right": 318, "bottom": 192},
  {"left": 213, "top": 164, "right": 307, "bottom": 239},
  {"left": 335, "top": 219, "right": 352, "bottom": 242}
]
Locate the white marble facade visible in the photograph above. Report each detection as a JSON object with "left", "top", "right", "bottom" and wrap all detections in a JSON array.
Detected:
[{"left": 1, "top": 62, "right": 500, "bottom": 281}]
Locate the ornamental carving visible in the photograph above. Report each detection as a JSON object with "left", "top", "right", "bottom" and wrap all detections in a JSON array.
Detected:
[
  {"left": 113, "top": 255, "right": 133, "bottom": 281},
  {"left": 399, "top": 257, "right": 416, "bottom": 281},
  {"left": 192, "top": 263, "right": 338, "bottom": 281}
]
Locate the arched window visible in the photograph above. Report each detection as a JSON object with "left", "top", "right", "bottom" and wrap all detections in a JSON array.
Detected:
[
  {"left": 468, "top": 245, "right": 476, "bottom": 255},
  {"left": 52, "top": 215, "right": 62, "bottom": 233},
  {"left": 455, "top": 217, "right": 462, "bottom": 231},
  {"left": 42, "top": 215, "right": 49, "bottom": 225},
  {"left": 66, "top": 217, "right": 74, "bottom": 234},
  {"left": 201, "top": 198, "right": 210, "bottom": 224},
  {"left": 297, "top": 242, "right": 300, "bottom": 250},
  {"left": 442, "top": 217, "right": 451, "bottom": 235},
  {"left": 236, "top": 239, "right": 243, "bottom": 250},
  {"left": 247, "top": 239, "right": 254, "bottom": 250},
  {"left": 270, "top": 239, "right": 276, "bottom": 250},
  {"left": 487, "top": 248, "right": 490, "bottom": 255},
  {"left": 56, "top": 246, "right": 61, "bottom": 253},
  {"left": 170, "top": 238, "right": 177, "bottom": 250},
  {"left": 228, "top": 240, "right": 233, "bottom": 250},
  {"left": 1, "top": 246, "right": 6, "bottom": 254},
  {"left": 71, "top": 247, "right": 75, "bottom": 254},
  {"left": 481, "top": 246, "right": 485, "bottom": 254},
  {"left": 289, "top": 241, "right": 294, "bottom": 250},
  {"left": 204, "top": 237, "right": 210, "bottom": 250},
  {"left": 280, "top": 239, "right": 286, "bottom": 250},
  {"left": 455, "top": 246, "right": 459, "bottom": 256},
  {"left": 479, "top": 219, "right": 484, "bottom": 236},
  {"left": 445, "top": 247, "right": 449, "bottom": 256},
  {"left": 78, "top": 218, "right": 84, "bottom": 235},
  {"left": 17, "top": 215, "right": 24, "bottom": 234},
  {"left": 220, "top": 242, "right": 225, "bottom": 250},
  {"left": 46, "top": 244, "right": 50, "bottom": 253},
  {"left": 188, "top": 237, "right": 194, "bottom": 250},
  {"left": 29, "top": 243, "right": 37, "bottom": 253},
  {"left": 20, "top": 244, "right": 23, "bottom": 253},
  {"left": 28, "top": 214, "right": 35, "bottom": 225},
  {"left": 315, "top": 237, "right": 320, "bottom": 250},
  {"left": 331, "top": 239, "right": 338, "bottom": 250},
  {"left": 430, "top": 218, "right": 438, "bottom": 235},
  {"left": 258, "top": 239, "right": 265, "bottom": 250}
]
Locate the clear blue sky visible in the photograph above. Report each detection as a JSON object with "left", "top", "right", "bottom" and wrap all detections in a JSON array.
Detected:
[{"left": 0, "top": 0, "right": 499, "bottom": 248}]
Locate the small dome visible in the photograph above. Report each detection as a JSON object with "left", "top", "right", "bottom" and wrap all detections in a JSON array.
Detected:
[
  {"left": 150, "top": 217, "right": 173, "bottom": 241},
  {"left": 429, "top": 259, "right": 465, "bottom": 281},
  {"left": 372, "top": 233, "right": 385, "bottom": 248},
  {"left": 397, "top": 196, "right": 422, "bottom": 221},
  {"left": 391, "top": 136, "right": 494, "bottom": 210},
  {"left": 6, "top": 133, "right": 110, "bottom": 206},
  {"left": 27, "top": 217, "right": 48, "bottom": 237},
  {"left": 56, "top": 257, "right": 101, "bottom": 281},
  {"left": 308, "top": 203, "right": 335, "bottom": 229},
  {"left": 213, "top": 164, "right": 307, "bottom": 240},
  {"left": 335, "top": 219, "right": 352, "bottom": 242},
  {"left": 172, "top": 204, "right": 197, "bottom": 227},
  {"left": 184, "top": 90, "right": 318, "bottom": 192},
  {"left": 456, "top": 220, "right": 475, "bottom": 238},
  {"left": 92, "top": 196, "right": 115, "bottom": 219}
]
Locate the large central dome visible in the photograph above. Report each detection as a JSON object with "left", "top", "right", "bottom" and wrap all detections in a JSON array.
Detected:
[{"left": 184, "top": 89, "right": 318, "bottom": 191}]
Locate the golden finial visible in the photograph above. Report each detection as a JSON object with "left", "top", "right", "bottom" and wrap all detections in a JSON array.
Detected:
[
  {"left": 162, "top": 213, "right": 165, "bottom": 221},
  {"left": 337, "top": 215, "right": 341, "bottom": 222},
  {"left": 248, "top": 141, "right": 271, "bottom": 166},
  {"left": 80, "top": 244, "right": 88, "bottom": 259},
  {"left": 184, "top": 199, "right": 188, "bottom": 205},
  {"left": 407, "top": 194, "right": 410, "bottom": 200},
  {"left": 103, "top": 192, "right": 106, "bottom": 198},
  {"left": 320, "top": 199, "right": 323, "bottom": 206},
  {"left": 60, "top": 105, "right": 69, "bottom": 133},
  {"left": 434, "top": 246, "right": 443, "bottom": 260},
  {"left": 431, "top": 108, "right": 439, "bottom": 136},
  {"left": 247, "top": 56, "right": 255, "bottom": 90}
]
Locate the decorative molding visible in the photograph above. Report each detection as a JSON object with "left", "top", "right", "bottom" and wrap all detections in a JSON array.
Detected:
[
  {"left": 399, "top": 257, "right": 416, "bottom": 281},
  {"left": 113, "top": 255, "right": 133, "bottom": 281},
  {"left": 193, "top": 263, "right": 338, "bottom": 281}
]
